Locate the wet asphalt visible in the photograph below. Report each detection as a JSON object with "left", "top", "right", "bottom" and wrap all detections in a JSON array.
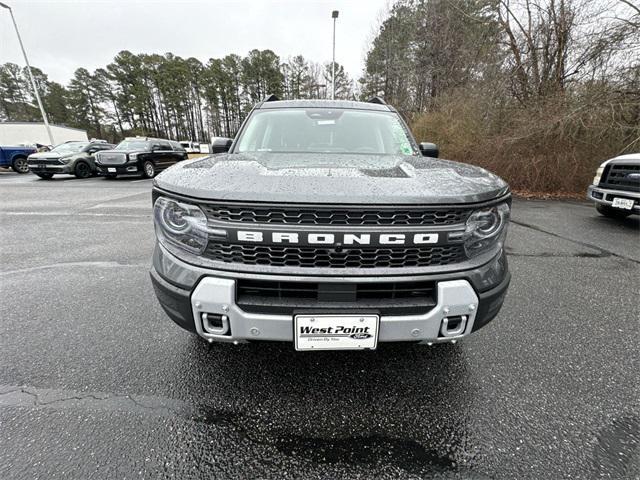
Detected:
[{"left": 0, "top": 170, "right": 638, "bottom": 479}]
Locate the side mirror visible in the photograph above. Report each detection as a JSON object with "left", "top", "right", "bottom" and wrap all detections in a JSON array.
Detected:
[
  {"left": 419, "top": 142, "right": 439, "bottom": 158},
  {"left": 210, "top": 137, "right": 233, "bottom": 154}
]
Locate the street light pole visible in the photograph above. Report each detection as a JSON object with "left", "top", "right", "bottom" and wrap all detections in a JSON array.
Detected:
[
  {"left": 331, "top": 10, "right": 339, "bottom": 100},
  {"left": 0, "top": 1, "right": 55, "bottom": 145}
]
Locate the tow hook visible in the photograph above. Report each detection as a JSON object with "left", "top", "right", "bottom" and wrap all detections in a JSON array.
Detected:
[
  {"left": 440, "top": 315, "right": 467, "bottom": 337},
  {"left": 202, "top": 313, "right": 230, "bottom": 335}
]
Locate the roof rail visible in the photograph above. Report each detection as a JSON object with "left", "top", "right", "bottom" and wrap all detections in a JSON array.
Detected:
[
  {"left": 263, "top": 94, "right": 280, "bottom": 102},
  {"left": 367, "top": 96, "right": 386, "bottom": 105}
]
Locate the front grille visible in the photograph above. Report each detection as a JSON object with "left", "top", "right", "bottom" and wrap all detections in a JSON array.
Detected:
[
  {"left": 600, "top": 164, "right": 640, "bottom": 192},
  {"left": 97, "top": 153, "right": 127, "bottom": 165},
  {"left": 237, "top": 279, "right": 437, "bottom": 315},
  {"left": 202, "top": 204, "right": 469, "bottom": 226},
  {"left": 204, "top": 242, "right": 465, "bottom": 268},
  {"left": 28, "top": 158, "right": 61, "bottom": 165}
]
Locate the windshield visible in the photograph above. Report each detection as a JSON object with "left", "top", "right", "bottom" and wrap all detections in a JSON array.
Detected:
[
  {"left": 52, "top": 142, "right": 89, "bottom": 154},
  {"left": 115, "top": 140, "right": 150, "bottom": 151},
  {"left": 235, "top": 108, "right": 417, "bottom": 155}
]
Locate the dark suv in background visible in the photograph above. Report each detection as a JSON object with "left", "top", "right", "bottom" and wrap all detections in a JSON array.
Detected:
[
  {"left": 95, "top": 137, "right": 187, "bottom": 179},
  {"left": 28, "top": 141, "right": 114, "bottom": 179}
]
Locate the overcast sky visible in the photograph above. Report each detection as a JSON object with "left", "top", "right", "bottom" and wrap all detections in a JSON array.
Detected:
[{"left": 1, "top": 0, "right": 390, "bottom": 85}]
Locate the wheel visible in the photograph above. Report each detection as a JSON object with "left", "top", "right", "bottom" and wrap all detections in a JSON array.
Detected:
[
  {"left": 36, "top": 173, "right": 53, "bottom": 180},
  {"left": 142, "top": 161, "right": 156, "bottom": 178},
  {"left": 74, "top": 161, "right": 92, "bottom": 179},
  {"left": 596, "top": 204, "right": 632, "bottom": 219},
  {"left": 11, "top": 156, "right": 29, "bottom": 174}
]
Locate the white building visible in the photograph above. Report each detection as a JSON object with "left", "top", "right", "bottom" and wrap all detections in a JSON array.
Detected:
[{"left": 0, "top": 122, "right": 88, "bottom": 146}]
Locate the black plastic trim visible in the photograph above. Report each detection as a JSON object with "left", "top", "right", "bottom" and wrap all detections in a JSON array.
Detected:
[
  {"left": 150, "top": 268, "right": 196, "bottom": 333},
  {"left": 471, "top": 272, "right": 511, "bottom": 332}
]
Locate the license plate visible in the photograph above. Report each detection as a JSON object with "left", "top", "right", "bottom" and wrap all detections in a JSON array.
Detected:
[
  {"left": 612, "top": 197, "right": 634, "bottom": 210},
  {"left": 294, "top": 314, "right": 379, "bottom": 351},
  {"left": 107, "top": 168, "right": 116, "bottom": 173}
]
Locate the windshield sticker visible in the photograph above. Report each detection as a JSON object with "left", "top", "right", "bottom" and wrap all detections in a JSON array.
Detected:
[{"left": 391, "top": 121, "right": 413, "bottom": 155}]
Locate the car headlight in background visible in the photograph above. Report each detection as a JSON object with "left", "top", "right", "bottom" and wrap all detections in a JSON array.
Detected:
[
  {"left": 154, "top": 197, "right": 209, "bottom": 254},
  {"left": 593, "top": 166, "right": 605, "bottom": 185},
  {"left": 59, "top": 156, "right": 72, "bottom": 164},
  {"left": 129, "top": 153, "right": 139, "bottom": 161},
  {"left": 464, "top": 203, "right": 510, "bottom": 258}
]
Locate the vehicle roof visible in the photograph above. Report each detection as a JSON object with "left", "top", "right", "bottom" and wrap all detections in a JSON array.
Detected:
[
  {"left": 257, "top": 99, "right": 393, "bottom": 112},
  {"left": 122, "top": 137, "right": 168, "bottom": 142}
]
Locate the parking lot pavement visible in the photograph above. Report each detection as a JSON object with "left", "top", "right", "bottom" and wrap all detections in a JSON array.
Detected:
[{"left": 0, "top": 173, "right": 638, "bottom": 479}]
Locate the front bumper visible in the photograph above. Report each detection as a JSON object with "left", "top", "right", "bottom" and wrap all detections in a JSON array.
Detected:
[
  {"left": 97, "top": 163, "right": 141, "bottom": 175},
  {"left": 150, "top": 244, "right": 510, "bottom": 345},
  {"left": 28, "top": 162, "right": 72, "bottom": 174},
  {"left": 587, "top": 185, "right": 640, "bottom": 213}
]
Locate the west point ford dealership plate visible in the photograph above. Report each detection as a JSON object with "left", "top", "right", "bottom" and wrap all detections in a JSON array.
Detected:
[
  {"left": 612, "top": 197, "right": 634, "bottom": 210},
  {"left": 294, "top": 314, "right": 379, "bottom": 351}
]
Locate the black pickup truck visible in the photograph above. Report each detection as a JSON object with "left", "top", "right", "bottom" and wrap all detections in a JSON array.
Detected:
[{"left": 150, "top": 97, "right": 511, "bottom": 351}]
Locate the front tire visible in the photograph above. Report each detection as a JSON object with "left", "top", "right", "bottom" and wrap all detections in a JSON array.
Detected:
[
  {"left": 36, "top": 173, "right": 53, "bottom": 180},
  {"left": 74, "top": 161, "right": 92, "bottom": 179},
  {"left": 596, "top": 204, "right": 632, "bottom": 219},
  {"left": 11, "top": 156, "right": 29, "bottom": 174},
  {"left": 142, "top": 161, "right": 156, "bottom": 178}
]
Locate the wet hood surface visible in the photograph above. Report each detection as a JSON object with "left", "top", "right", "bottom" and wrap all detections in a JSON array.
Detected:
[
  {"left": 28, "top": 151, "right": 63, "bottom": 159},
  {"left": 155, "top": 152, "right": 509, "bottom": 204}
]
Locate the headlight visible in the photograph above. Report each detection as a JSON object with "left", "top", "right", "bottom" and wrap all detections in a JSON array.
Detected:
[
  {"left": 464, "top": 203, "right": 510, "bottom": 257},
  {"left": 593, "top": 166, "right": 604, "bottom": 185},
  {"left": 154, "top": 197, "right": 209, "bottom": 254},
  {"left": 59, "top": 156, "right": 72, "bottom": 164},
  {"left": 129, "top": 153, "right": 139, "bottom": 161}
]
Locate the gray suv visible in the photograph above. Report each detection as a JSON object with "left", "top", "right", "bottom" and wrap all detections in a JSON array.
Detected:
[
  {"left": 150, "top": 97, "right": 511, "bottom": 351},
  {"left": 28, "top": 141, "right": 114, "bottom": 179}
]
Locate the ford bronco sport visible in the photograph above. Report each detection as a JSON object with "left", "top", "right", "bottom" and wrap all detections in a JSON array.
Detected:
[{"left": 150, "top": 97, "right": 511, "bottom": 350}]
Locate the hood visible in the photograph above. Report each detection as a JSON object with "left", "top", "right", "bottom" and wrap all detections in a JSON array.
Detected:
[
  {"left": 601, "top": 153, "right": 640, "bottom": 167},
  {"left": 29, "top": 151, "right": 62, "bottom": 160},
  {"left": 154, "top": 152, "right": 509, "bottom": 205}
]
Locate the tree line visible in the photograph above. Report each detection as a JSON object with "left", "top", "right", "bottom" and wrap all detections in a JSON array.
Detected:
[
  {"left": 360, "top": 0, "right": 639, "bottom": 193},
  {"left": 0, "top": 50, "right": 354, "bottom": 143},
  {"left": 1, "top": 0, "right": 638, "bottom": 193}
]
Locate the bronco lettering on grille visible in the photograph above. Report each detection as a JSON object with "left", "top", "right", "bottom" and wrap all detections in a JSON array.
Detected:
[{"left": 234, "top": 230, "right": 440, "bottom": 246}]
